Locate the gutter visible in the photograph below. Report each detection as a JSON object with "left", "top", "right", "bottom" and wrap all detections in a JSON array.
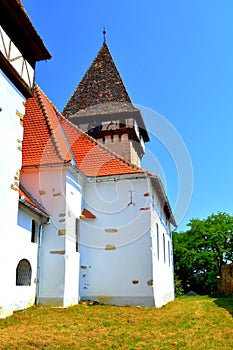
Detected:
[{"left": 19, "top": 197, "right": 49, "bottom": 218}]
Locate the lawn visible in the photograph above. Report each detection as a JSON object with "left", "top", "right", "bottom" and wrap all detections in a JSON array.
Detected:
[{"left": 0, "top": 296, "right": 232, "bottom": 349}]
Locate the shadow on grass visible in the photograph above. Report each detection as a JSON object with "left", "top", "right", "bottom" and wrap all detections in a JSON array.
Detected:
[{"left": 212, "top": 295, "right": 233, "bottom": 318}]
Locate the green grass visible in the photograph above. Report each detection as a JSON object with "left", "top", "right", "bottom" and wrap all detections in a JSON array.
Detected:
[{"left": 0, "top": 296, "right": 232, "bottom": 349}]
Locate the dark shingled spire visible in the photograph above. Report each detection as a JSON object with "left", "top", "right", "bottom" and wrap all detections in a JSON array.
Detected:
[{"left": 63, "top": 42, "right": 132, "bottom": 117}]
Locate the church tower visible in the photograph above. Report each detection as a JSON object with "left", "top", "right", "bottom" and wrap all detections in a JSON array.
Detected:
[{"left": 63, "top": 36, "right": 149, "bottom": 166}]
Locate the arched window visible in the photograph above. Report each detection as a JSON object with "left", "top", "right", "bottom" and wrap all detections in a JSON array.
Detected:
[
  {"left": 16, "top": 259, "right": 32, "bottom": 286},
  {"left": 31, "top": 219, "right": 38, "bottom": 243},
  {"left": 156, "top": 223, "right": 159, "bottom": 260},
  {"left": 76, "top": 218, "right": 80, "bottom": 252},
  {"left": 168, "top": 241, "right": 171, "bottom": 266},
  {"left": 163, "top": 233, "right": 166, "bottom": 263}
]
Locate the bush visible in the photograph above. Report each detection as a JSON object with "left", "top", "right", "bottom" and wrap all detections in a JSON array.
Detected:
[{"left": 174, "top": 274, "right": 184, "bottom": 297}]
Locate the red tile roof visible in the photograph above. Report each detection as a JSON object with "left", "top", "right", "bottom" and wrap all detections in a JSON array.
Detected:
[
  {"left": 80, "top": 208, "right": 96, "bottom": 220},
  {"left": 58, "top": 114, "right": 143, "bottom": 177},
  {"left": 19, "top": 185, "right": 49, "bottom": 216},
  {"left": 22, "top": 85, "right": 72, "bottom": 167},
  {"left": 22, "top": 85, "right": 176, "bottom": 226},
  {"left": 23, "top": 84, "right": 143, "bottom": 176}
]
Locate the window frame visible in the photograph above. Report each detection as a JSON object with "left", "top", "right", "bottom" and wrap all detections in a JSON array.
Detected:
[{"left": 16, "top": 259, "right": 32, "bottom": 286}]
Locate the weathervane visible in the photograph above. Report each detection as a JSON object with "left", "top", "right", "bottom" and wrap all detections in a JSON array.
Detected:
[{"left": 103, "top": 27, "right": 106, "bottom": 43}]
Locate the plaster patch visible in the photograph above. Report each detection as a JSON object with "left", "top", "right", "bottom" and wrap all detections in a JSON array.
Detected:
[
  {"left": 80, "top": 265, "right": 87, "bottom": 269},
  {"left": 39, "top": 190, "right": 46, "bottom": 195},
  {"left": 105, "top": 244, "right": 116, "bottom": 250},
  {"left": 53, "top": 192, "right": 61, "bottom": 197},
  {"left": 140, "top": 207, "right": 150, "bottom": 211},
  {"left": 58, "top": 229, "right": 66, "bottom": 236},
  {"left": 50, "top": 250, "right": 65, "bottom": 255},
  {"left": 59, "top": 213, "right": 66, "bottom": 217},
  {"left": 16, "top": 110, "right": 23, "bottom": 122},
  {"left": 10, "top": 184, "right": 18, "bottom": 191},
  {"left": 59, "top": 219, "right": 65, "bottom": 223},
  {"left": 147, "top": 279, "right": 153, "bottom": 286},
  {"left": 144, "top": 192, "right": 150, "bottom": 197},
  {"left": 132, "top": 280, "right": 139, "bottom": 284},
  {"left": 104, "top": 228, "right": 118, "bottom": 233}
]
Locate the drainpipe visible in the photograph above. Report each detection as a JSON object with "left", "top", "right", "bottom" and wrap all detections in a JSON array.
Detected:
[{"left": 35, "top": 218, "right": 50, "bottom": 305}]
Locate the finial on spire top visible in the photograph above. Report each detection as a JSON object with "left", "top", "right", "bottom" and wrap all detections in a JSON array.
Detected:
[{"left": 103, "top": 27, "right": 106, "bottom": 44}]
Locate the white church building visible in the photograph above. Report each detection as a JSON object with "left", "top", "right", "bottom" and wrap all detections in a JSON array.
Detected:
[{"left": 0, "top": 0, "right": 176, "bottom": 318}]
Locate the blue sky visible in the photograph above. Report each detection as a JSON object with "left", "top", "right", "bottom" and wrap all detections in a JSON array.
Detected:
[{"left": 22, "top": 0, "right": 233, "bottom": 230}]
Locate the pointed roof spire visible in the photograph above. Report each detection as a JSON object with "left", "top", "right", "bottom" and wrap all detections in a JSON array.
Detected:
[
  {"left": 103, "top": 27, "right": 106, "bottom": 44},
  {"left": 62, "top": 41, "right": 132, "bottom": 117}
]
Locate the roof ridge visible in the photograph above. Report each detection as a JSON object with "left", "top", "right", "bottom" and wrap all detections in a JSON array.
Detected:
[{"left": 34, "top": 84, "right": 70, "bottom": 163}]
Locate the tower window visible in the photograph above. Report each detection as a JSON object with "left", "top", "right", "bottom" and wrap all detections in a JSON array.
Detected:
[
  {"left": 31, "top": 219, "right": 38, "bottom": 243},
  {"left": 16, "top": 259, "right": 32, "bottom": 286},
  {"left": 119, "top": 134, "right": 122, "bottom": 142}
]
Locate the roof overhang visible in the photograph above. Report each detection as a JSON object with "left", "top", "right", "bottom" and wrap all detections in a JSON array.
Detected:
[
  {"left": 0, "top": 52, "right": 33, "bottom": 98},
  {"left": 19, "top": 198, "right": 49, "bottom": 218},
  {"left": 150, "top": 176, "right": 177, "bottom": 227},
  {"left": 19, "top": 185, "right": 49, "bottom": 218},
  {"left": 69, "top": 109, "right": 150, "bottom": 143},
  {"left": 0, "top": 0, "right": 51, "bottom": 67}
]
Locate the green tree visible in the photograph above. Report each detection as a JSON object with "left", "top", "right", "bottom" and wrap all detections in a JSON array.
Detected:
[{"left": 173, "top": 212, "right": 233, "bottom": 294}]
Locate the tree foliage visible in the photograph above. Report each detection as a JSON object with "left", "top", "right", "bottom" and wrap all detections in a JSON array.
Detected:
[{"left": 173, "top": 212, "right": 233, "bottom": 294}]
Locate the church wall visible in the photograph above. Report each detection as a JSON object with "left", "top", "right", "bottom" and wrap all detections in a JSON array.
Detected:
[
  {"left": 0, "top": 72, "right": 25, "bottom": 318},
  {"left": 63, "top": 169, "right": 83, "bottom": 307},
  {"left": 14, "top": 206, "right": 42, "bottom": 310},
  {"left": 148, "top": 187, "right": 175, "bottom": 306},
  {"left": 79, "top": 177, "right": 155, "bottom": 306},
  {"left": 20, "top": 166, "right": 83, "bottom": 308},
  {"left": 20, "top": 166, "right": 67, "bottom": 306},
  {"left": 79, "top": 176, "right": 174, "bottom": 307},
  {"left": 151, "top": 209, "right": 174, "bottom": 307},
  {"left": 0, "top": 205, "right": 41, "bottom": 318}
]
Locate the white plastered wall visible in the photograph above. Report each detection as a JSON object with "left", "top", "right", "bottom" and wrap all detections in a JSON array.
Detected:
[
  {"left": 79, "top": 176, "right": 175, "bottom": 307},
  {"left": 63, "top": 168, "right": 82, "bottom": 307},
  {"left": 0, "top": 72, "right": 25, "bottom": 318},
  {"left": 21, "top": 166, "right": 67, "bottom": 306},
  {"left": 20, "top": 165, "right": 82, "bottom": 307},
  {"left": 14, "top": 205, "right": 44, "bottom": 311},
  {"left": 79, "top": 177, "right": 155, "bottom": 307},
  {"left": 151, "top": 208, "right": 175, "bottom": 308}
]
